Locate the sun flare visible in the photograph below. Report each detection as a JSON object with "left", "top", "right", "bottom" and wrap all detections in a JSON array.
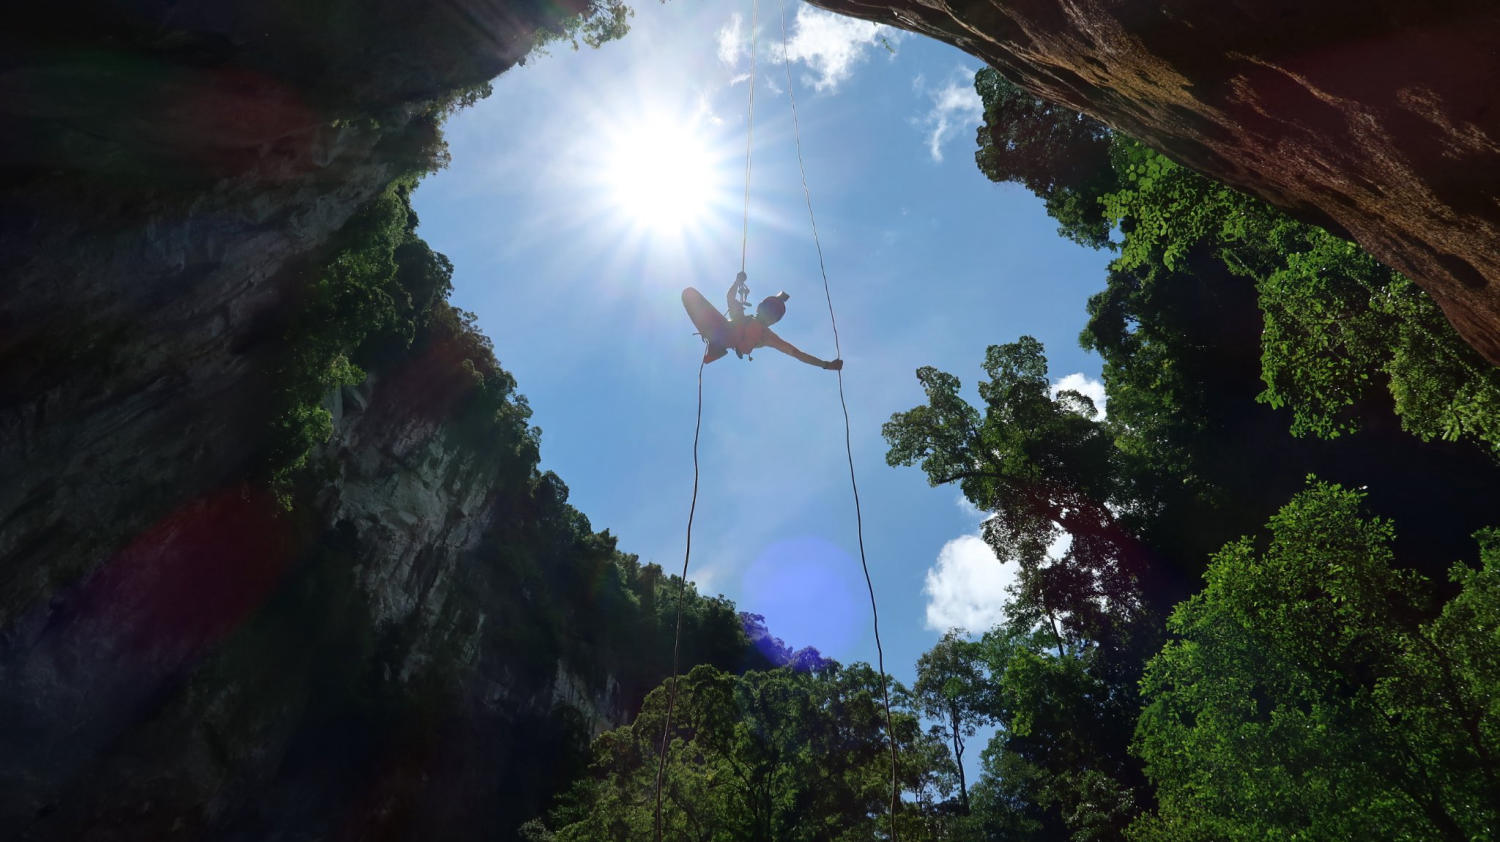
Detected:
[{"left": 604, "top": 114, "right": 726, "bottom": 235}]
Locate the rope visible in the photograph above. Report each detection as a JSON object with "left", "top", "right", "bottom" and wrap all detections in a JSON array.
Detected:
[
  {"left": 774, "top": 0, "right": 901, "bottom": 836},
  {"left": 653, "top": 358, "right": 704, "bottom": 842},
  {"left": 657, "top": 6, "right": 758, "bottom": 835},
  {"left": 739, "top": 0, "right": 759, "bottom": 274},
  {"left": 655, "top": 3, "right": 899, "bottom": 837}
]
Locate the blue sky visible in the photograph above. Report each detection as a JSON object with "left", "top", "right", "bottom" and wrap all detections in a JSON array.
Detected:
[{"left": 413, "top": 0, "right": 1112, "bottom": 697}]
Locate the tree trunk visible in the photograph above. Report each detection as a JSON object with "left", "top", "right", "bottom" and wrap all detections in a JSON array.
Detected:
[{"left": 950, "top": 703, "right": 969, "bottom": 814}]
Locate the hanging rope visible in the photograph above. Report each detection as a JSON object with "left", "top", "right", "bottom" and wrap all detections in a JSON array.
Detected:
[
  {"left": 656, "top": 4, "right": 759, "bottom": 836},
  {"left": 653, "top": 359, "right": 703, "bottom": 841},
  {"left": 774, "top": 0, "right": 901, "bottom": 836},
  {"left": 655, "top": 1, "right": 898, "bottom": 837},
  {"left": 739, "top": 0, "right": 760, "bottom": 274}
]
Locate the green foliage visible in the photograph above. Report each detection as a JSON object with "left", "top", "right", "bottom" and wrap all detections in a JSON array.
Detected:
[
  {"left": 1098, "top": 137, "right": 1500, "bottom": 455},
  {"left": 542, "top": 662, "right": 953, "bottom": 841},
  {"left": 528, "top": 0, "right": 635, "bottom": 56},
  {"left": 259, "top": 0, "right": 641, "bottom": 505},
  {"left": 1077, "top": 156, "right": 1500, "bottom": 582},
  {"left": 884, "top": 337, "right": 1152, "bottom": 647},
  {"left": 955, "top": 68, "right": 1500, "bottom": 842},
  {"left": 976, "top": 622, "right": 1149, "bottom": 842},
  {"left": 974, "top": 71, "right": 1500, "bottom": 457},
  {"left": 885, "top": 340, "right": 1159, "bottom": 841},
  {"left": 1133, "top": 483, "right": 1500, "bottom": 841},
  {"left": 264, "top": 178, "right": 454, "bottom": 503},
  {"left": 913, "top": 631, "right": 992, "bottom": 813},
  {"left": 974, "top": 68, "right": 1119, "bottom": 248},
  {"left": 258, "top": 0, "right": 640, "bottom": 505}
]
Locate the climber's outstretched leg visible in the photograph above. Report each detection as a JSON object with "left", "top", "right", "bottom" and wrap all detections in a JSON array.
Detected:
[{"left": 682, "top": 287, "right": 731, "bottom": 364}]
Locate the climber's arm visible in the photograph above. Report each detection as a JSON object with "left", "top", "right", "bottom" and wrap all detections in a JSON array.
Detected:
[
  {"left": 725, "top": 272, "right": 749, "bottom": 321},
  {"left": 759, "top": 328, "right": 843, "bottom": 370}
]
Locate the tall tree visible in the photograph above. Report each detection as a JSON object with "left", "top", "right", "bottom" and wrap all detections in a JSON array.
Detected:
[
  {"left": 543, "top": 663, "right": 954, "bottom": 841},
  {"left": 885, "top": 339, "right": 1159, "bottom": 841},
  {"left": 883, "top": 337, "right": 1159, "bottom": 637},
  {"left": 912, "top": 630, "right": 992, "bottom": 813},
  {"left": 1133, "top": 483, "right": 1500, "bottom": 841}
]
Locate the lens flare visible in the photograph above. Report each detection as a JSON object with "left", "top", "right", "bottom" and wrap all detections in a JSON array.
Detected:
[{"left": 740, "top": 536, "right": 862, "bottom": 660}]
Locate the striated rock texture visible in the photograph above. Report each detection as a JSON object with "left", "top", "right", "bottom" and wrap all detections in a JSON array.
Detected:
[{"left": 807, "top": 0, "right": 1500, "bottom": 365}]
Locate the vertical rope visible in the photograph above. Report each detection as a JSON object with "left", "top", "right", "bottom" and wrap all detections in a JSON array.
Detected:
[
  {"left": 774, "top": 0, "right": 900, "bottom": 837},
  {"left": 653, "top": 359, "right": 705, "bottom": 842},
  {"left": 739, "top": 0, "right": 760, "bottom": 275},
  {"left": 658, "top": 7, "right": 757, "bottom": 834}
]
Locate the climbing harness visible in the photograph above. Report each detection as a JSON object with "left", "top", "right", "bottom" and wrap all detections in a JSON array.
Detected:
[{"left": 654, "top": 0, "right": 900, "bottom": 838}]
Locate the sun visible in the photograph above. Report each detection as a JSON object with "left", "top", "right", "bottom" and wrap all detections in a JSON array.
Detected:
[{"left": 603, "top": 113, "right": 728, "bottom": 235}]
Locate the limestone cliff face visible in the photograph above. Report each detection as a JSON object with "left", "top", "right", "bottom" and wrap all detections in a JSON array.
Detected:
[
  {"left": 0, "top": 341, "right": 630, "bottom": 839},
  {"left": 0, "top": 0, "right": 571, "bottom": 619},
  {"left": 808, "top": 0, "right": 1500, "bottom": 365},
  {"left": 0, "top": 119, "right": 399, "bottom": 625},
  {"left": 0, "top": 2, "right": 626, "bottom": 839}
]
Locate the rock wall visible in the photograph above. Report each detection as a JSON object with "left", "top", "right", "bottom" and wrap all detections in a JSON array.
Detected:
[
  {"left": 807, "top": 0, "right": 1500, "bottom": 365},
  {"left": 0, "top": 2, "right": 626, "bottom": 839},
  {"left": 0, "top": 334, "right": 630, "bottom": 840},
  {"left": 0, "top": 0, "right": 577, "bottom": 620}
]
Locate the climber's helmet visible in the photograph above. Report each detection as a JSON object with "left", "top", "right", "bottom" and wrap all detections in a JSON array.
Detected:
[{"left": 756, "top": 291, "right": 790, "bottom": 325}]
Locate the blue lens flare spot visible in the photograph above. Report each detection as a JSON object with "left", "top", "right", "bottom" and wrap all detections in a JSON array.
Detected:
[{"left": 740, "top": 536, "right": 862, "bottom": 661}]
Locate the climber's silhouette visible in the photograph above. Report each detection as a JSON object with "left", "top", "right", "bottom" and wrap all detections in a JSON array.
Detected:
[{"left": 682, "top": 273, "right": 842, "bottom": 370}]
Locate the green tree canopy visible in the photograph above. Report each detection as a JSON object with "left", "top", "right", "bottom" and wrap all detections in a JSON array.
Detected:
[
  {"left": 541, "top": 663, "right": 954, "bottom": 841},
  {"left": 883, "top": 337, "right": 1157, "bottom": 647},
  {"left": 912, "top": 630, "right": 992, "bottom": 814},
  {"left": 973, "top": 67, "right": 1500, "bottom": 459},
  {"left": 884, "top": 339, "right": 1161, "bottom": 841},
  {"left": 974, "top": 68, "right": 1119, "bottom": 249},
  {"left": 1133, "top": 482, "right": 1500, "bottom": 841}
]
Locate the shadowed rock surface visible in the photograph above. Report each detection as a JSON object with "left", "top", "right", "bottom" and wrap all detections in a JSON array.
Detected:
[
  {"left": 0, "top": 3, "right": 760, "bottom": 840},
  {"left": 807, "top": 0, "right": 1500, "bottom": 365}
]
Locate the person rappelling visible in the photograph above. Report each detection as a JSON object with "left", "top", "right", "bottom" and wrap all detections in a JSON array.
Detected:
[{"left": 682, "top": 272, "right": 843, "bottom": 370}]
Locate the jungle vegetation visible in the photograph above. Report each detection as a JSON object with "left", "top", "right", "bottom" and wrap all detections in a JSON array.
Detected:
[
  {"left": 252, "top": 32, "right": 1500, "bottom": 836},
  {"left": 520, "top": 67, "right": 1500, "bottom": 841}
]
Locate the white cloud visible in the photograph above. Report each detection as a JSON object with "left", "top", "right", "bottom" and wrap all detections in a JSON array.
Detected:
[
  {"left": 717, "top": 14, "right": 745, "bottom": 65},
  {"left": 956, "top": 493, "right": 987, "bottom": 523},
  {"left": 923, "top": 534, "right": 1016, "bottom": 633},
  {"left": 692, "top": 91, "right": 724, "bottom": 127},
  {"left": 926, "top": 501, "right": 1076, "bottom": 634},
  {"left": 1051, "top": 372, "right": 1107, "bottom": 417},
  {"left": 914, "top": 67, "right": 984, "bottom": 163},
  {"left": 782, "top": 7, "right": 899, "bottom": 92}
]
